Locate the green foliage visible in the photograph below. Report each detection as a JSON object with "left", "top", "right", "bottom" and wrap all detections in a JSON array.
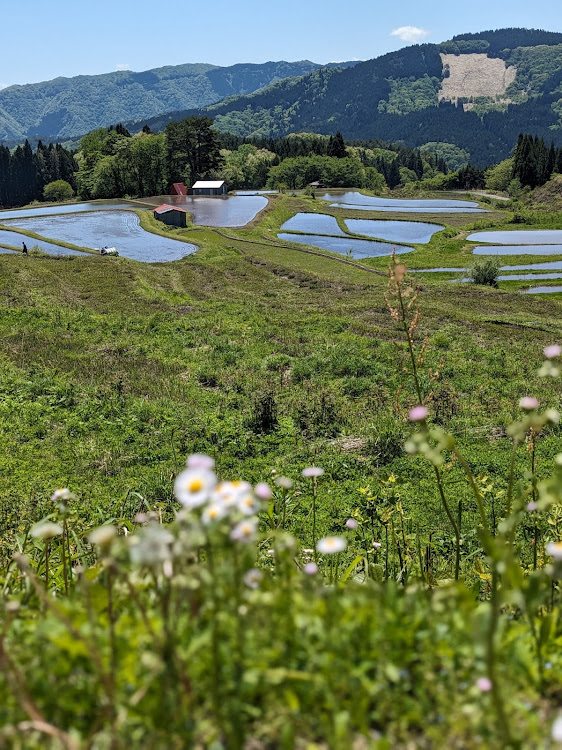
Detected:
[
  {"left": 420, "top": 141, "right": 470, "bottom": 170},
  {"left": 379, "top": 75, "right": 441, "bottom": 115},
  {"left": 485, "top": 157, "right": 514, "bottom": 192},
  {"left": 165, "top": 116, "right": 222, "bottom": 185},
  {"left": 42, "top": 179, "right": 74, "bottom": 202},
  {"left": 247, "top": 389, "right": 279, "bottom": 434},
  {"left": 221, "top": 144, "right": 277, "bottom": 189},
  {"left": 438, "top": 39, "right": 491, "bottom": 55},
  {"left": 512, "top": 133, "right": 559, "bottom": 189},
  {"left": 470, "top": 258, "right": 500, "bottom": 287},
  {"left": 266, "top": 155, "right": 367, "bottom": 190},
  {"left": 505, "top": 44, "right": 562, "bottom": 99}
]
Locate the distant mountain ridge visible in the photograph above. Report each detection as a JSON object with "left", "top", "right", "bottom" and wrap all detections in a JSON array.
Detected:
[
  {"left": 140, "top": 27, "right": 562, "bottom": 166},
  {"left": 0, "top": 60, "right": 359, "bottom": 142}
]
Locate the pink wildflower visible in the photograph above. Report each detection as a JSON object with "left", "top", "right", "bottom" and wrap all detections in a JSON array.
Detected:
[
  {"left": 302, "top": 467, "right": 324, "bottom": 478},
  {"left": 186, "top": 453, "right": 215, "bottom": 470},
  {"left": 519, "top": 396, "right": 539, "bottom": 411},
  {"left": 544, "top": 345, "right": 561, "bottom": 359},
  {"left": 476, "top": 677, "right": 492, "bottom": 692},
  {"left": 254, "top": 482, "right": 272, "bottom": 500},
  {"left": 409, "top": 405, "right": 428, "bottom": 422}
]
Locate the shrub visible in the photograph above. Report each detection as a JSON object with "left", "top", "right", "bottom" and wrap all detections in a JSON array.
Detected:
[
  {"left": 293, "top": 387, "right": 345, "bottom": 437},
  {"left": 247, "top": 389, "right": 278, "bottom": 433},
  {"left": 43, "top": 179, "right": 74, "bottom": 202},
  {"left": 470, "top": 258, "right": 500, "bottom": 287}
]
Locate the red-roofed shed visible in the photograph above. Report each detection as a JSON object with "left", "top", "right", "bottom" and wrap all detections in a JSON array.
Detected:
[
  {"left": 153, "top": 204, "right": 188, "bottom": 228},
  {"left": 171, "top": 182, "right": 187, "bottom": 196}
]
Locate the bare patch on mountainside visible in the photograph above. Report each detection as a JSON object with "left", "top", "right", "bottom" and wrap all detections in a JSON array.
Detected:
[{"left": 439, "top": 54, "right": 517, "bottom": 106}]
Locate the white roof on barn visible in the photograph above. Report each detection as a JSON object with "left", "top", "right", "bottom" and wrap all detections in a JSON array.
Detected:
[{"left": 192, "top": 180, "right": 226, "bottom": 189}]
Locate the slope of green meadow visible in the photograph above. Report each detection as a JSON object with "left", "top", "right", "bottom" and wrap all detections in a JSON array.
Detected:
[{"left": 1, "top": 192, "right": 561, "bottom": 551}]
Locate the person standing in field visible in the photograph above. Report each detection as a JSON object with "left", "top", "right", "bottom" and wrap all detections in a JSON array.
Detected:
[{"left": 22, "top": 242, "right": 28, "bottom": 255}]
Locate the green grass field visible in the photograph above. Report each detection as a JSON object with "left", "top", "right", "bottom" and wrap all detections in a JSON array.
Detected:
[
  {"left": 1, "top": 192, "right": 561, "bottom": 556},
  {"left": 2, "top": 191, "right": 562, "bottom": 748}
]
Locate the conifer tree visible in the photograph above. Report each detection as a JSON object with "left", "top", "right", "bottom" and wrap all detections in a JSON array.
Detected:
[{"left": 327, "top": 132, "right": 346, "bottom": 158}]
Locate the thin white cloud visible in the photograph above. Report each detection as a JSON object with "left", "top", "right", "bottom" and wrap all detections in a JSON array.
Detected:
[
  {"left": 115, "top": 63, "right": 130, "bottom": 71},
  {"left": 391, "top": 26, "right": 430, "bottom": 44},
  {"left": 0, "top": 83, "right": 7, "bottom": 90}
]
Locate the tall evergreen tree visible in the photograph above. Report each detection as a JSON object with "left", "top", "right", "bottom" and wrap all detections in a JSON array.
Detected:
[{"left": 327, "top": 132, "right": 346, "bottom": 158}]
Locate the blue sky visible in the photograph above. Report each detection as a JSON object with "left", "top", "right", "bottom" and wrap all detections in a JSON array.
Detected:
[{"left": 2, "top": 0, "right": 562, "bottom": 88}]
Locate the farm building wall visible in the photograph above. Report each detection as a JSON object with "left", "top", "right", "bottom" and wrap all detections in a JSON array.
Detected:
[{"left": 153, "top": 210, "right": 187, "bottom": 228}]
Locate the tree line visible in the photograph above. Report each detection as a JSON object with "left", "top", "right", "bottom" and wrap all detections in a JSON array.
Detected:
[
  {"left": 76, "top": 122, "right": 449, "bottom": 198},
  {"left": 0, "top": 141, "right": 77, "bottom": 208},
  {"left": 1, "top": 119, "right": 562, "bottom": 208},
  {"left": 512, "top": 133, "right": 562, "bottom": 188}
]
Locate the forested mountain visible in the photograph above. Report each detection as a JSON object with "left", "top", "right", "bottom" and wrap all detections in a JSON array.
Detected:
[
  {"left": 0, "top": 60, "right": 359, "bottom": 143},
  {"left": 136, "top": 28, "right": 562, "bottom": 167}
]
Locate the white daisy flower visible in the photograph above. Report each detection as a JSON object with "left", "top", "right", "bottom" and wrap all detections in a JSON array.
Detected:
[
  {"left": 317, "top": 536, "right": 347, "bottom": 554},
  {"left": 129, "top": 525, "right": 174, "bottom": 567},
  {"left": 230, "top": 518, "right": 258, "bottom": 543},
  {"left": 212, "top": 480, "right": 251, "bottom": 509},
  {"left": 51, "top": 488, "right": 73, "bottom": 502},
  {"left": 174, "top": 468, "right": 216, "bottom": 508},
  {"left": 31, "top": 522, "right": 63, "bottom": 540},
  {"left": 202, "top": 503, "right": 227, "bottom": 525},
  {"left": 254, "top": 482, "right": 272, "bottom": 500},
  {"left": 243, "top": 568, "right": 263, "bottom": 589},
  {"left": 546, "top": 541, "right": 562, "bottom": 561},
  {"left": 88, "top": 525, "right": 117, "bottom": 546},
  {"left": 237, "top": 492, "right": 261, "bottom": 516}
]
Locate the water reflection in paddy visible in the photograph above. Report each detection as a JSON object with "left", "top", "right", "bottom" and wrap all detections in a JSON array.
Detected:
[
  {"left": 523, "top": 286, "right": 562, "bottom": 294},
  {"left": 472, "top": 245, "right": 562, "bottom": 256},
  {"left": 4, "top": 212, "right": 197, "bottom": 263},
  {"left": 416, "top": 260, "right": 562, "bottom": 273},
  {"left": 321, "top": 191, "right": 481, "bottom": 209},
  {"left": 281, "top": 213, "right": 443, "bottom": 244},
  {"left": 0, "top": 228, "right": 84, "bottom": 255},
  {"left": 277, "top": 233, "right": 412, "bottom": 259},
  {"left": 233, "top": 190, "right": 277, "bottom": 196},
  {"left": 468, "top": 230, "right": 562, "bottom": 244},
  {"left": 140, "top": 194, "right": 267, "bottom": 227},
  {"left": 344, "top": 219, "right": 442, "bottom": 244},
  {"left": 457, "top": 272, "right": 562, "bottom": 282},
  {"left": 330, "top": 203, "right": 488, "bottom": 214},
  {"left": 0, "top": 200, "right": 136, "bottom": 221},
  {"left": 497, "top": 272, "right": 562, "bottom": 281},
  {"left": 280, "top": 213, "right": 345, "bottom": 235}
]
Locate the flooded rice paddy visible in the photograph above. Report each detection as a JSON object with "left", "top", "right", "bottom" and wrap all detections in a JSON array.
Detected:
[
  {"left": 280, "top": 213, "right": 442, "bottom": 244},
  {"left": 0, "top": 200, "right": 136, "bottom": 221},
  {"left": 280, "top": 213, "right": 345, "bottom": 235},
  {"left": 523, "top": 286, "right": 562, "bottom": 294},
  {"left": 0, "top": 228, "right": 83, "bottom": 255},
  {"left": 277, "top": 232, "right": 412, "bottom": 259},
  {"left": 468, "top": 230, "right": 562, "bottom": 244},
  {"left": 472, "top": 245, "right": 562, "bottom": 256},
  {"left": 4, "top": 212, "right": 198, "bottom": 263},
  {"left": 320, "top": 191, "right": 486, "bottom": 213},
  {"left": 140, "top": 194, "right": 267, "bottom": 227},
  {"left": 344, "top": 219, "right": 442, "bottom": 244}
]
